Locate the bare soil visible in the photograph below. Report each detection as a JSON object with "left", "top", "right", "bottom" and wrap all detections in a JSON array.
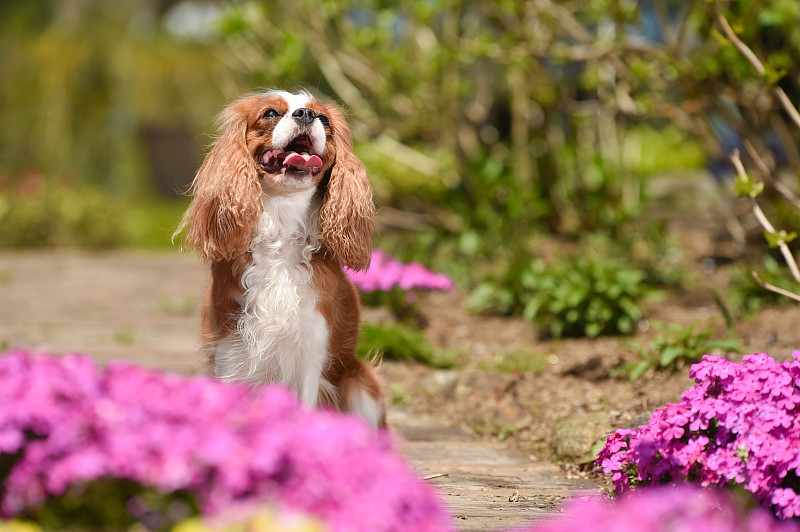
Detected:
[{"left": 377, "top": 214, "right": 800, "bottom": 464}]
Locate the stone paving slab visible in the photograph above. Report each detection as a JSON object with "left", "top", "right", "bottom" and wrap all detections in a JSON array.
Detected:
[
  {"left": 390, "top": 412, "right": 596, "bottom": 531},
  {"left": 0, "top": 251, "right": 598, "bottom": 531}
]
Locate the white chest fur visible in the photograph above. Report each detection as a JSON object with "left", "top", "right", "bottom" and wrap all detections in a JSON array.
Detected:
[{"left": 212, "top": 191, "right": 333, "bottom": 405}]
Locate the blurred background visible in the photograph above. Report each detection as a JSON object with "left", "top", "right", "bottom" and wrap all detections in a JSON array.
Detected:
[{"left": 2, "top": 0, "right": 800, "bottom": 334}]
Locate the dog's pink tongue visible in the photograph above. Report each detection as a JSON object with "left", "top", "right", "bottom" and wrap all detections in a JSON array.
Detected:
[{"left": 285, "top": 152, "right": 322, "bottom": 172}]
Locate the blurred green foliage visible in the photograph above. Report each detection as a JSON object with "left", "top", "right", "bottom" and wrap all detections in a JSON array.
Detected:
[
  {"left": 18, "top": 478, "right": 197, "bottom": 532},
  {"left": 727, "top": 255, "right": 795, "bottom": 317},
  {"left": 0, "top": 0, "right": 233, "bottom": 249},
  {"left": 0, "top": 179, "right": 187, "bottom": 248},
  {"left": 361, "top": 287, "right": 423, "bottom": 325},
  {"left": 3, "top": 0, "right": 800, "bottom": 336},
  {"left": 357, "top": 322, "right": 460, "bottom": 368},
  {"left": 211, "top": 0, "right": 800, "bottom": 219},
  {"left": 0, "top": 181, "right": 121, "bottom": 248},
  {"left": 201, "top": 0, "right": 732, "bottom": 251},
  {"left": 208, "top": 0, "right": 800, "bottom": 336},
  {"left": 0, "top": 1, "right": 231, "bottom": 190}
]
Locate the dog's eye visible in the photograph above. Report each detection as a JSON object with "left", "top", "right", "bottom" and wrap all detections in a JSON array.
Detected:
[
  {"left": 263, "top": 109, "right": 281, "bottom": 119},
  {"left": 317, "top": 114, "right": 330, "bottom": 127}
]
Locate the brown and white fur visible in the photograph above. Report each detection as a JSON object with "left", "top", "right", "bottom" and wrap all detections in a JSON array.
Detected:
[{"left": 176, "top": 90, "right": 385, "bottom": 428}]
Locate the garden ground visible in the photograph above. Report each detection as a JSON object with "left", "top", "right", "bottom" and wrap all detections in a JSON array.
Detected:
[{"left": 1, "top": 225, "right": 799, "bottom": 529}]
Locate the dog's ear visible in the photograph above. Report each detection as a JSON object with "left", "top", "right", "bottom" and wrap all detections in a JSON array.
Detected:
[
  {"left": 318, "top": 105, "right": 375, "bottom": 271},
  {"left": 175, "top": 98, "right": 263, "bottom": 262}
]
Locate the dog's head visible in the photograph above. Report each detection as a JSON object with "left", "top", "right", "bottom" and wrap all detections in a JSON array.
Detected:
[
  {"left": 246, "top": 91, "right": 334, "bottom": 193},
  {"left": 177, "top": 91, "right": 374, "bottom": 270}
]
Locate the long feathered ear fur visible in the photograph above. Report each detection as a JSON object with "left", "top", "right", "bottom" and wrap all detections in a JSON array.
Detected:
[
  {"left": 318, "top": 105, "right": 375, "bottom": 271},
  {"left": 175, "top": 99, "right": 263, "bottom": 262}
]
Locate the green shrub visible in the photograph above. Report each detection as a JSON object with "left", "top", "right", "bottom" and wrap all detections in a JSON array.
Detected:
[
  {"left": 0, "top": 181, "right": 187, "bottom": 249},
  {"left": 0, "top": 183, "right": 122, "bottom": 248},
  {"left": 613, "top": 321, "right": 741, "bottom": 381},
  {"left": 120, "top": 198, "right": 189, "bottom": 248},
  {"left": 470, "top": 253, "right": 649, "bottom": 338}
]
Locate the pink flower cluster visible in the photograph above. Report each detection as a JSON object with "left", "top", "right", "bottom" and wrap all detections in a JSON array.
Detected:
[
  {"left": 597, "top": 352, "right": 800, "bottom": 519},
  {"left": 346, "top": 249, "right": 454, "bottom": 293},
  {"left": 514, "top": 485, "right": 798, "bottom": 532},
  {"left": 0, "top": 350, "right": 452, "bottom": 532}
]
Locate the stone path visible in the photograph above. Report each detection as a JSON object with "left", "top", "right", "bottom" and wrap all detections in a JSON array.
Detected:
[{"left": 0, "top": 251, "right": 598, "bottom": 531}]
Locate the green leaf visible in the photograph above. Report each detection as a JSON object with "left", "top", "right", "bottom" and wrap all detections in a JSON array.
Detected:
[
  {"left": 523, "top": 298, "right": 544, "bottom": 322},
  {"left": 659, "top": 345, "right": 684, "bottom": 367},
  {"left": 629, "top": 360, "right": 651, "bottom": 381},
  {"left": 704, "top": 339, "right": 742, "bottom": 353},
  {"left": 764, "top": 230, "right": 798, "bottom": 248},
  {"left": 733, "top": 172, "right": 764, "bottom": 198},
  {"left": 589, "top": 438, "right": 607, "bottom": 460},
  {"left": 467, "top": 283, "right": 497, "bottom": 312},
  {"left": 459, "top": 230, "right": 481, "bottom": 256},
  {"left": 585, "top": 321, "right": 603, "bottom": 337},
  {"left": 617, "top": 316, "right": 634, "bottom": 334},
  {"left": 617, "top": 297, "right": 642, "bottom": 320},
  {"left": 566, "top": 309, "right": 580, "bottom": 323},
  {"left": 763, "top": 64, "right": 787, "bottom": 87},
  {"left": 497, "top": 425, "right": 517, "bottom": 441}
]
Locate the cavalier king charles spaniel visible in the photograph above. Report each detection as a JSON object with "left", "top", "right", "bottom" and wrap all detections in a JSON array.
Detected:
[{"left": 176, "top": 90, "right": 385, "bottom": 428}]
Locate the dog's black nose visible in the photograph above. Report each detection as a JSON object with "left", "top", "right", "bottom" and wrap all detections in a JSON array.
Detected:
[{"left": 292, "top": 107, "right": 316, "bottom": 125}]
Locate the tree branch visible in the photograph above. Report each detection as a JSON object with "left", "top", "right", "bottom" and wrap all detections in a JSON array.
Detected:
[
  {"left": 742, "top": 139, "right": 800, "bottom": 210},
  {"left": 752, "top": 272, "right": 800, "bottom": 304},
  {"left": 730, "top": 150, "right": 800, "bottom": 284},
  {"left": 711, "top": 2, "right": 800, "bottom": 130}
]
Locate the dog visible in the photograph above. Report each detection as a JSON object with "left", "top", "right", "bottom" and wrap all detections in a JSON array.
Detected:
[{"left": 176, "top": 90, "right": 385, "bottom": 428}]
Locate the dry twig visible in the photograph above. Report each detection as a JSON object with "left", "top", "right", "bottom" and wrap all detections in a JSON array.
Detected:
[
  {"left": 729, "top": 150, "right": 800, "bottom": 301},
  {"left": 742, "top": 139, "right": 800, "bottom": 210},
  {"left": 711, "top": 2, "right": 800, "bottom": 130},
  {"left": 752, "top": 272, "right": 800, "bottom": 304}
]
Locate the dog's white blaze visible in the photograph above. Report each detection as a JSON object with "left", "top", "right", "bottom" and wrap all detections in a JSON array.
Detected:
[
  {"left": 350, "top": 388, "right": 384, "bottom": 429},
  {"left": 211, "top": 189, "right": 331, "bottom": 405},
  {"left": 280, "top": 90, "right": 311, "bottom": 112},
  {"left": 270, "top": 91, "right": 327, "bottom": 155}
]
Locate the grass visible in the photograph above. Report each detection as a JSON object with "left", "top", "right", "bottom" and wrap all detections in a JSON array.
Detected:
[
  {"left": 478, "top": 349, "right": 550, "bottom": 374},
  {"left": 113, "top": 329, "right": 137, "bottom": 346},
  {"left": 390, "top": 383, "right": 411, "bottom": 405},
  {"left": 356, "top": 322, "right": 460, "bottom": 369},
  {"left": 158, "top": 296, "right": 199, "bottom": 317}
]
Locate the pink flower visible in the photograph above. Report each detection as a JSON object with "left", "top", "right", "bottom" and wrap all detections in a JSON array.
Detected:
[
  {"left": 510, "top": 485, "right": 800, "bottom": 532},
  {"left": 596, "top": 352, "right": 800, "bottom": 520},
  {"left": 345, "top": 249, "right": 454, "bottom": 293},
  {"left": 0, "top": 350, "right": 451, "bottom": 532},
  {"left": 772, "top": 488, "right": 800, "bottom": 519}
]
